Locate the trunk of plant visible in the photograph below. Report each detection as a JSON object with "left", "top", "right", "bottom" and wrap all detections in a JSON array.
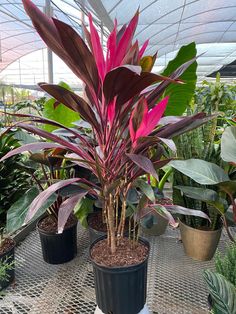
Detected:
[{"left": 107, "top": 194, "right": 116, "bottom": 254}]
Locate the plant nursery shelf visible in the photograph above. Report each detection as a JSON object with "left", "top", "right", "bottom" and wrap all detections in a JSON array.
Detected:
[{"left": 0, "top": 226, "right": 231, "bottom": 314}]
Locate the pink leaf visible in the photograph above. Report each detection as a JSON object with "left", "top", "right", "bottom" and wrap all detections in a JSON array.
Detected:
[
  {"left": 58, "top": 192, "right": 87, "bottom": 233},
  {"left": 0, "top": 142, "right": 64, "bottom": 162},
  {"left": 129, "top": 98, "right": 148, "bottom": 143},
  {"left": 166, "top": 205, "right": 210, "bottom": 222},
  {"left": 138, "top": 39, "right": 149, "bottom": 59},
  {"left": 114, "top": 11, "right": 139, "bottom": 67},
  {"left": 107, "top": 97, "right": 117, "bottom": 125},
  {"left": 135, "top": 96, "right": 169, "bottom": 142},
  {"left": 25, "top": 178, "right": 80, "bottom": 224},
  {"left": 89, "top": 14, "right": 105, "bottom": 81},
  {"left": 106, "top": 19, "right": 117, "bottom": 72},
  {"left": 127, "top": 153, "right": 159, "bottom": 181}
]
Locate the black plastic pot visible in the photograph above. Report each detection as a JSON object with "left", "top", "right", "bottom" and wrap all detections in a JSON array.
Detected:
[
  {"left": 37, "top": 218, "right": 78, "bottom": 264},
  {"left": 90, "top": 236, "right": 150, "bottom": 314},
  {"left": 0, "top": 241, "right": 15, "bottom": 290},
  {"left": 87, "top": 212, "right": 106, "bottom": 244}
]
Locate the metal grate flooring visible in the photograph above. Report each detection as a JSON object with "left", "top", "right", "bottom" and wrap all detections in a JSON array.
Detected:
[{"left": 0, "top": 225, "right": 229, "bottom": 314}]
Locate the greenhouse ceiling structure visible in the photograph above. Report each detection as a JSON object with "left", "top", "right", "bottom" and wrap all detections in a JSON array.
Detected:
[{"left": 0, "top": 0, "right": 236, "bottom": 87}]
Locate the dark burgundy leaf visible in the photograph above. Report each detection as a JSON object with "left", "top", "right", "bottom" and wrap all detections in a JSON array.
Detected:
[
  {"left": 156, "top": 113, "right": 216, "bottom": 139},
  {"left": 127, "top": 153, "right": 159, "bottom": 180},
  {"left": 52, "top": 19, "right": 99, "bottom": 92},
  {"left": 58, "top": 192, "right": 87, "bottom": 233},
  {"left": 103, "top": 65, "right": 181, "bottom": 107},
  {"left": 39, "top": 83, "right": 100, "bottom": 132}
]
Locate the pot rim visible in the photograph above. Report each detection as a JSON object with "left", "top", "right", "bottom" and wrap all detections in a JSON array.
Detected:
[
  {"left": 89, "top": 235, "right": 150, "bottom": 271},
  {"left": 179, "top": 219, "right": 223, "bottom": 234},
  {"left": 0, "top": 238, "right": 16, "bottom": 259},
  {"left": 37, "top": 216, "right": 78, "bottom": 236}
]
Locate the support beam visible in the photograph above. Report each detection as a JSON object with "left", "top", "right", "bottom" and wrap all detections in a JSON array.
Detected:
[
  {"left": 45, "top": 0, "right": 54, "bottom": 83},
  {"left": 77, "top": 0, "right": 113, "bottom": 32}
]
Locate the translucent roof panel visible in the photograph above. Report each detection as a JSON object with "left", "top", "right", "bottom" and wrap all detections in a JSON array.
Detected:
[
  {"left": 0, "top": 0, "right": 85, "bottom": 73},
  {"left": 1, "top": 0, "right": 236, "bottom": 84},
  {"left": 81, "top": 0, "right": 236, "bottom": 80}
]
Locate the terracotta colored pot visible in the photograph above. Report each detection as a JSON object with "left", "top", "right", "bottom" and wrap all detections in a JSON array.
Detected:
[{"left": 179, "top": 220, "right": 222, "bottom": 261}]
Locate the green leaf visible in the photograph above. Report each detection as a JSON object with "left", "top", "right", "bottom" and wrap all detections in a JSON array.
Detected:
[
  {"left": 175, "top": 186, "right": 227, "bottom": 214},
  {"left": 42, "top": 82, "right": 80, "bottom": 132},
  {"left": 161, "top": 42, "right": 197, "bottom": 116},
  {"left": 218, "top": 181, "right": 236, "bottom": 195},
  {"left": 170, "top": 159, "right": 229, "bottom": 185},
  {"left": 14, "top": 130, "right": 38, "bottom": 144},
  {"left": 6, "top": 187, "right": 57, "bottom": 234},
  {"left": 175, "top": 186, "right": 218, "bottom": 202},
  {"left": 203, "top": 270, "right": 236, "bottom": 314},
  {"left": 221, "top": 126, "right": 236, "bottom": 164},
  {"left": 134, "top": 179, "right": 155, "bottom": 202},
  {"left": 74, "top": 197, "right": 94, "bottom": 228}
]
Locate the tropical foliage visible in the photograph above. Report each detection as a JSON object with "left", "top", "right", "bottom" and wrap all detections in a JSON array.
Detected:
[
  {"left": 1, "top": 0, "right": 212, "bottom": 253},
  {"left": 0, "top": 132, "right": 32, "bottom": 227},
  {"left": 203, "top": 241, "right": 236, "bottom": 314},
  {"left": 170, "top": 126, "right": 236, "bottom": 241}
]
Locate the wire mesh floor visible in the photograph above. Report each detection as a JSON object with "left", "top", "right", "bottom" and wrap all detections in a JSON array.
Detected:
[{"left": 0, "top": 225, "right": 228, "bottom": 314}]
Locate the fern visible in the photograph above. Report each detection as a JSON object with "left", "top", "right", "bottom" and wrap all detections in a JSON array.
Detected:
[{"left": 215, "top": 242, "right": 236, "bottom": 287}]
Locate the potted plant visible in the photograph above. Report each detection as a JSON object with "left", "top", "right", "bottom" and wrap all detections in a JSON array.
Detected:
[
  {"left": 1, "top": 1, "right": 213, "bottom": 312},
  {"left": 4, "top": 146, "right": 88, "bottom": 265},
  {"left": 203, "top": 241, "right": 236, "bottom": 313},
  {"left": 0, "top": 228, "right": 15, "bottom": 290},
  {"left": 170, "top": 126, "right": 236, "bottom": 261}
]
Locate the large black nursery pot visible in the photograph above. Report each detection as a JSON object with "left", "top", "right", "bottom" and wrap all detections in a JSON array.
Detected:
[
  {"left": 90, "top": 236, "right": 150, "bottom": 314},
  {"left": 0, "top": 240, "right": 15, "bottom": 290},
  {"left": 37, "top": 218, "right": 78, "bottom": 264}
]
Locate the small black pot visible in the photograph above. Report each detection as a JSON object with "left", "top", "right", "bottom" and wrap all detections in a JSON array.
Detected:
[
  {"left": 90, "top": 236, "right": 150, "bottom": 314},
  {"left": 37, "top": 218, "right": 78, "bottom": 264},
  {"left": 0, "top": 242, "right": 15, "bottom": 290}
]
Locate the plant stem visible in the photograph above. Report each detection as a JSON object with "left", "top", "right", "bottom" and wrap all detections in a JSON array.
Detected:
[
  {"left": 158, "top": 168, "right": 173, "bottom": 191},
  {"left": 222, "top": 215, "right": 235, "bottom": 242}
]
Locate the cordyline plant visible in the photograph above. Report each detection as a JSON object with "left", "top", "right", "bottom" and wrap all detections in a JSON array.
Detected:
[{"left": 1, "top": 0, "right": 212, "bottom": 253}]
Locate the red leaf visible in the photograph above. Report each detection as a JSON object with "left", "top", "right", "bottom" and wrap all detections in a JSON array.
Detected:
[
  {"left": 58, "top": 192, "right": 87, "bottom": 233},
  {"left": 22, "top": 0, "right": 65, "bottom": 59},
  {"left": 0, "top": 142, "right": 64, "bottom": 162},
  {"left": 127, "top": 153, "right": 159, "bottom": 180},
  {"left": 52, "top": 18, "right": 100, "bottom": 92},
  {"left": 114, "top": 11, "right": 139, "bottom": 67},
  {"left": 25, "top": 178, "right": 80, "bottom": 224},
  {"left": 106, "top": 19, "right": 117, "bottom": 72},
  {"left": 130, "top": 96, "right": 169, "bottom": 146},
  {"left": 137, "top": 96, "right": 169, "bottom": 137},
  {"left": 138, "top": 39, "right": 149, "bottom": 59},
  {"left": 103, "top": 65, "right": 179, "bottom": 107},
  {"left": 88, "top": 14, "right": 105, "bottom": 81},
  {"left": 16, "top": 123, "right": 87, "bottom": 158},
  {"left": 107, "top": 97, "right": 117, "bottom": 125},
  {"left": 129, "top": 98, "right": 148, "bottom": 143},
  {"left": 39, "top": 83, "right": 100, "bottom": 132}
]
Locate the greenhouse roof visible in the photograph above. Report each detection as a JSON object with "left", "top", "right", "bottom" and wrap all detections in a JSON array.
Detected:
[{"left": 0, "top": 0, "right": 236, "bottom": 85}]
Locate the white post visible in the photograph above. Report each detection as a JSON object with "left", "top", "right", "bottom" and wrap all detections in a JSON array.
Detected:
[{"left": 45, "top": 0, "right": 53, "bottom": 84}]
